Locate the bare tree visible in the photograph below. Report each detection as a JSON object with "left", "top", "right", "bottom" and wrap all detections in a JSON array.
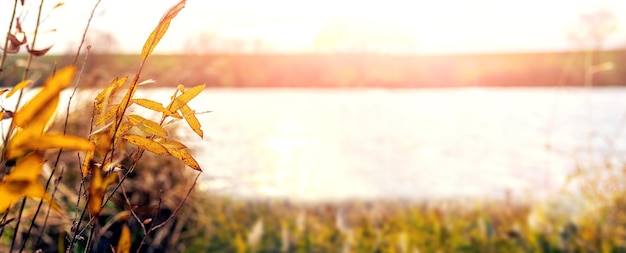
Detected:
[{"left": 569, "top": 8, "right": 617, "bottom": 51}]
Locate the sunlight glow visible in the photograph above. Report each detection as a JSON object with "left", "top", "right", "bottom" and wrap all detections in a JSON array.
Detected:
[{"left": 2, "top": 0, "right": 626, "bottom": 54}]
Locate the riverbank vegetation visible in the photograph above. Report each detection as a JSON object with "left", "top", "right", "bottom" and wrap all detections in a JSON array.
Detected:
[{"left": 0, "top": 1, "right": 204, "bottom": 252}]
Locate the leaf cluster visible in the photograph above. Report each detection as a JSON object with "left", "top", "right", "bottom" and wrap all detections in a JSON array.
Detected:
[{"left": 0, "top": 0, "right": 204, "bottom": 252}]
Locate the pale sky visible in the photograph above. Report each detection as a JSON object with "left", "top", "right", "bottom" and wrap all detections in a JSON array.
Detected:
[{"left": 1, "top": 0, "right": 626, "bottom": 54}]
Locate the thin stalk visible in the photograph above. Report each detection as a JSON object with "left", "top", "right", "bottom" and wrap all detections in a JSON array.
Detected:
[
  {"left": 19, "top": 0, "right": 44, "bottom": 82},
  {"left": 9, "top": 198, "right": 27, "bottom": 252},
  {"left": 0, "top": 0, "right": 20, "bottom": 177},
  {"left": 1, "top": 0, "right": 44, "bottom": 168},
  {"left": 0, "top": 0, "right": 19, "bottom": 79},
  {"left": 0, "top": 210, "right": 9, "bottom": 237},
  {"left": 24, "top": 39, "right": 93, "bottom": 253},
  {"left": 73, "top": 0, "right": 101, "bottom": 65},
  {"left": 68, "top": 200, "right": 91, "bottom": 252},
  {"left": 34, "top": 166, "right": 65, "bottom": 250}
]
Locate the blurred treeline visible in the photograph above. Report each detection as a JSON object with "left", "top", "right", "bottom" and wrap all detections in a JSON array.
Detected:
[{"left": 0, "top": 50, "right": 624, "bottom": 88}]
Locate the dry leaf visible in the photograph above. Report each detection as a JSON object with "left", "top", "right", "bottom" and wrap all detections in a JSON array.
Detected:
[
  {"left": 13, "top": 65, "right": 75, "bottom": 128},
  {"left": 122, "top": 134, "right": 169, "bottom": 156},
  {"left": 133, "top": 98, "right": 181, "bottom": 118},
  {"left": 26, "top": 45, "right": 53, "bottom": 57},
  {"left": 167, "top": 84, "right": 205, "bottom": 112},
  {"left": 126, "top": 114, "right": 167, "bottom": 136},
  {"left": 168, "top": 148, "right": 201, "bottom": 171},
  {"left": 87, "top": 165, "right": 117, "bottom": 216},
  {"left": 141, "top": 0, "right": 186, "bottom": 61},
  {"left": 94, "top": 77, "right": 127, "bottom": 118},
  {"left": 180, "top": 104, "right": 203, "bottom": 138},
  {"left": 6, "top": 80, "right": 31, "bottom": 98},
  {"left": 117, "top": 225, "right": 131, "bottom": 253}
]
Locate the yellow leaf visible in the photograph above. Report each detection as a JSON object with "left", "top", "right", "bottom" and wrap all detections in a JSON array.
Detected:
[
  {"left": 81, "top": 149, "right": 95, "bottom": 178},
  {"left": 28, "top": 95, "right": 59, "bottom": 134},
  {"left": 176, "top": 84, "right": 185, "bottom": 94},
  {"left": 93, "top": 131, "right": 112, "bottom": 156},
  {"left": 7, "top": 153, "right": 45, "bottom": 182},
  {"left": 169, "top": 148, "right": 201, "bottom": 171},
  {"left": 5, "top": 132, "right": 94, "bottom": 160},
  {"left": 167, "top": 84, "right": 205, "bottom": 113},
  {"left": 0, "top": 181, "right": 62, "bottom": 214},
  {"left": 180, "top": 104, "right": 203, "bottom": 138},
  {"left": 126, "top": 114, "right": 167, "bottom": 136},
  {"left": 117, "top": 225, "right": 131, "bottom": 253},
  {"left": 112, "top": 121, "right": 134, "bottom": 139},
  {"left": 97, "top": 105, "right": 119, "bottom": 125},
  {"left": 23, "top": 182, "right": 62, "bottom": 213},
  {"left": 122, "top": 134, "right": 169, "bottom": 155},
  {"left": 116, "top": 86, "right": 136, "bottom": 122},
  {"left": 94, "top": 77, "right": 126, "bottom": 118},
  {"left": 132, "top": 98, "right": 181, "bottom": 118},
  {"left": 13, "top": 66, "right": 75, "bottom": 128},
  {"left": 6, "top": 80, "right": 31, "bottom": 98},
  {"left": 141, "top": 0, "right": 186, "bottom": 61},
  {"left": 88, "top": 165, "right": 117, "bottom": 216},
  {"left": 154, "top": 137, "right": 186, "bottom": 149}
]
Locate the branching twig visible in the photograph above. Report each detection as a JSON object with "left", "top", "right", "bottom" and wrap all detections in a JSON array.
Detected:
[
  {"left": 0, "top": 0, "right": 19, "bottom": 79},
  {"left": 34, "top": 166, "right": 65, "bottom": 250},
  {"left": 73, "top": 0, "right": 101, "bottom": 65},
  {"left": 22, "top": 49, "right": 89, "bottom": 249},
  {"left": 149, "top": 172, "right": 200, "bottom": 232},
  {"left": 0, "top": 210, "right": 9, "bottom": 237},
  {"left": 120, "top": 184, "right": 148, "bottom": 252}
]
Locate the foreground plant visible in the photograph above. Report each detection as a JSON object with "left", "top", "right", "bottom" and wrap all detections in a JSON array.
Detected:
[{"left": 0, "top": 0, "right": 205, "bottom": 252}]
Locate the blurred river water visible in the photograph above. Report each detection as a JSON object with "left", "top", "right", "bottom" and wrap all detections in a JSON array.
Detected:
[{"left": 41, "top": 87, "right": 626, "bottom": 201}]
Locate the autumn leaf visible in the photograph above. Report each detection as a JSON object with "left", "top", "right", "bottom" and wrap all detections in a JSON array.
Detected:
[
  {"left": 87, "top": 164, "right": 117, "bottom": 216},
  {"left": 126, "top": 114, "right": 167, "bottom": 136},
  {"left": 0, "top": 181, "right": 61, "bottom": 214},
  {"left": 152, "top": 137, "right": 200, "bottom": 170},
  {"left": 94, "top": 77, "right": 127, "bottom": 119},
  {"left": 117, "top": 225, "right": 131, "bottom": 253},
  {"left": 154, "top": 137, "right": 186, "bottom": 149},
  {"left": 26, "top": 45, "right": 53, "bottom": 57},
  {"left": 168, "top": 148, "right": 201, "bottom": 171},
  {"left": 141, "top": 0, "right": 186, "bottom": 61},
  {"left": 97, "top": 105, "right": 119, "bottom": 125},
  {"left": 112, "top": 121, "right": 134, "bottom": 139},
  {"left": 5, "top": 131, "right": 94, "bottom": 161},
  {"left": 26, "top": 95, "right": 59, "bottom": 134},
  {"left": 167, "top": 84, "right": 205, "bottom": 113},
  {"left": 0, "top": 153, "right": 61, "bottom": 214},
  {"left": 6, "top": 80, "right": 31, "bottom": 98},
  {"left": 132, "top": 98, "right": 181, "bottom": 118},
  {"left": 116, "top": 87, "right": 137, "bottom": 122},
  {"left": 81, "top": 150, "right": 95, "bottom": 178},
  {"left": 7, "top": 153, "right": 45, "bottom": 182},
  {"left": 93, "top": 131, "right": 112, "bottom": 156},
  {"left": 122, "top": 134, "right": 169, "bottom": 156},
  {"left": 180, "top": 104, "right": 203, "bottom": 138},
  {"left": 6, "top": 33, "right": 25, "bottom": 54},
  {"left": 13, "top": 65, "right": 75, "bottom": 128}
]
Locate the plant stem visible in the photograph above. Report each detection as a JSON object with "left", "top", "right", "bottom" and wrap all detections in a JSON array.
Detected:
[{"left": 0, "top": 0, "right": 19, "bottom": 80}]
